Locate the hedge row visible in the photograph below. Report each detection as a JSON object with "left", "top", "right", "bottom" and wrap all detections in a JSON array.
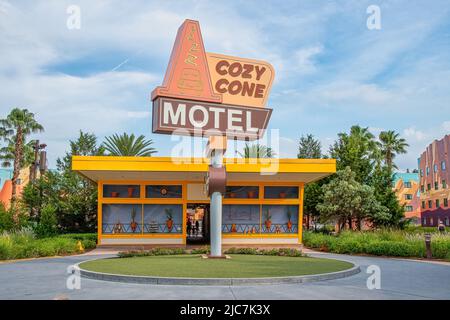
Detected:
[
  {"left": 117, "top": 247, "right": 305, "bottom": 258},
  {"left": 303, "top": 230, "right": 450, "bottom": 260}
]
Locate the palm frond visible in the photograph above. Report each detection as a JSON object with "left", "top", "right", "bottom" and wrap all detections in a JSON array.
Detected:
[{"left": 103, "top": 133, "right": 157, "bottom": 156}]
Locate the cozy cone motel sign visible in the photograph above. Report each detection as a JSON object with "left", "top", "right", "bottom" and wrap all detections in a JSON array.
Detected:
[
  {"left": 151, "top": 19, "right": 275, "bottom": 256},
  {"left": 151, "top": 20, "right": 274, "bottom": 139}
]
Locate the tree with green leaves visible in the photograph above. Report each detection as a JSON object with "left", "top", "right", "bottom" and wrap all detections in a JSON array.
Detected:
[
  {"left": 297, "top": 134, "right": 326, "bottom": 229},
  {"left": 317, "top": 167, "right": 390, "bottom": 231},
  {"left": 303, "top": 182, "right": 324, "bottom": 230},
  {"left": 22, "top": 131, "right": 104, "bottom": 232},
  {"left": 239, "top": 143, "right": 275, "bottom": 158},
  {"left": 330, "top": 125, "right": 378, "bottom": 184},
  {"left": 377, "top": 130, "right": 409, "bottom": 170},
  {"left": 57, "top": 130, "right": 105, "bottom": 171},
  {"left": 369, "top": 164, "right": 406, "bottom": 227},
  {"left": 298, "top": 134, "right": 322, "bottom": 159},
  {"left": 103, "top": 133, "right": 156, "bottom": 156},
  {"left": 0, "top": 108, "right": 43, "bottom": 215}
]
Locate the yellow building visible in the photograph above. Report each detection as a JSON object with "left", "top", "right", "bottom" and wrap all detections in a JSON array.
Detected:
[{"left": 72, "top": 156, "right": 335, "bottom": 246}]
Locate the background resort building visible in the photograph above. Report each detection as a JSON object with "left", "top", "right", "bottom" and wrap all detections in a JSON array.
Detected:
[
  {"left": 392, "top": 172, "right": 421, "bottom": 224},
  {"left": 0, "top": 168, "right": 30, "bottom": 208},
  {"left": 418, "top": 134, "right": 450, "bottom": 227}
]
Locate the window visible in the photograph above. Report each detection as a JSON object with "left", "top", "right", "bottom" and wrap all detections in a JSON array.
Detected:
[
  {"left": 428, "top": 200, "right": 433, "bottom": 209},
  {"left": 445, "top": 217, "right": 449, "bottom": 226},
  {"left": 426, "top": 167, "right": 429, "bottom": 176},
  {"left": 143, "top": 204, "right": 183, "bottom": 234},
  {"left": 261, "top": 205, "right": 299, "bottom": 234},
  {"left": 103, "top": 184, "right": 140, "bottom": 198},
  {"left": 225, "top": 186, "right": 259, "bottom": 199},
  {"left": 427, "top": 183, "right": 431, "bottom": 191},
  {"left": 444, "top": 198, "right": 448, "bottom": 207},
  {"left": 430, "top": 217, "right": 434, "bottom": 225},
  {"left": 422, "top": 201, "right": 426, "bottom": 209},
  {"left": 222, "top": 205, "right": 260, "bottom": 233},
  {"left": 442, "top": 161, "right": 447, "bottom": 171},
  {"left": 264, "top": 186, "right": 299, "bottom": 199},
  {"left": 435, "top": 181, "right": 439, "bottom": 190},
  {"left": 421, "top": 185, "right": 425, "bottom": 193},
  {"left": 102, "top": 204, "right": 142, "bottom": 234},
  {"left": 405, "top": 194, "right": 413, "bottom": 200},
  {"left": 405, "top": 205, "right": 413, "bottom": 212},
  {"left": 434, "top": 164, "right": 438, "bottom": 173},
  {"left": 420, "top": 169, "right": 424, "bottom": 177},
  {"left": 145, "top": 185, "right": 182, "bottom": 198},
  {"left": 404, "top": 181, "right": 412, "bottom": 188},
  {"left": 422, "top": 217, "right": 426, "bottom": 226},
  {"left": 436, "top": 199, "right": 440, "bottom": 208},
  {"left": 16, "top": 178, "right": 21, "bottom": 185},
  {"left": 443, "top": 180, "right": 447, "bottom": 189}
]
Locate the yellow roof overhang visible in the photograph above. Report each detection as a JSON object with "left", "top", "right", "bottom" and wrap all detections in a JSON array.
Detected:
[{"left": 71, "top": 156, "right": 336, "bottom": 184}]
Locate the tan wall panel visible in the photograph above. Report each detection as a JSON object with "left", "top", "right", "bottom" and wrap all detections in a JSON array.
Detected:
[
  {"left": 222, "top": 237, "right": 299, "bottom": 244},
  {"left": 100, "top": 238, "right": 184, "bottom": 245},
  {"left": 187, "top": 183, "right": 209, "bottom": 201}
]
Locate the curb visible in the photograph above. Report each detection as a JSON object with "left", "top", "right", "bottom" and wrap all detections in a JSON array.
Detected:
[{"left": 75, "top": 260, "right": 361, "bottom": 286}]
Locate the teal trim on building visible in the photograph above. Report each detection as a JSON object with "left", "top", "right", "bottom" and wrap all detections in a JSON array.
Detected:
[
  {"left": 0, "top": 169, "right": 13, "bottom": 190},
  {"left": 392, "top": 172, "right": 419, "bottom": 185}
]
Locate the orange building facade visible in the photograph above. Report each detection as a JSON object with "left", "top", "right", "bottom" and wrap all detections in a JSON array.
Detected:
[{"left": 392, "top": 172, "right": 421, "bottom": 224}]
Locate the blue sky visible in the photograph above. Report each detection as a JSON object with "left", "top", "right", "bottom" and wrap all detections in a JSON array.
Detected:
[{"left": 0, "top": 0, "right": 449, "bottom": 170}]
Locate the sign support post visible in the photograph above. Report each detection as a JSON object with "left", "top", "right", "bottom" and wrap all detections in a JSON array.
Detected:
[
  {"left": 210, "top": 148, "right": 223, "bottom": 257},
  {"left": 206, "top": 136, "right": 227, "bottom": 257}
]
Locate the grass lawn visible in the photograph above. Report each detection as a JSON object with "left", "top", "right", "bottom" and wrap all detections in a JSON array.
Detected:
[{"left": 79, "top": 254, "right": 353, "bottom": 278}]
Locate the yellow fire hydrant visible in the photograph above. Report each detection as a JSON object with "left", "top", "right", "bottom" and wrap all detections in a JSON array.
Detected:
[{"left": 76, "top": 240, "right": 85, "bottom": 253}]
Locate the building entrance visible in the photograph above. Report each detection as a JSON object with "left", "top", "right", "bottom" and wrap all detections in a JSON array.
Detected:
[{"left": 186, "top": 203, "right": 210, "bottom": 245}]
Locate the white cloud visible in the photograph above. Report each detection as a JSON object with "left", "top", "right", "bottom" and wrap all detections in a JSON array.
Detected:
[
  {"left": 0, "top": 70, "right": 159, "bottom": 165},
  {"left": 321, "top": 82, "right": 393, "bottom": 105},
  {"left": 441, "top": 121, "right": 450, "bottom": 132},
  {"left": 403, "top": 127, "right": 430, "bottom": 142},
  {"left": 294, "top": 45, "right": 323, "bottom": 74}
]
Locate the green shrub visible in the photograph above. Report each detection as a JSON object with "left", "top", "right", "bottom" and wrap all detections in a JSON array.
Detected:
[
  {"left": 224, "top": 247, "right": 304, "bottom": 257},
  {"left": 224, "top": 247, "right": 258, "bottom": 255},
  {"left": 117, "top": 247, "right": 305, "bottom": 258},
  {"left": 59, "top": 233, "right": 97, "bottom": 242},
  {"left": 190, "top": 246, "right": 210, "bottom": 254},
  {"left": 34, "top": 204, "right": 58, "bottom": 238},
  {"left": 0, "top": 228, "right": 88, "bottom": 260},
  {"left": 0, "top": 203, "right": 14, "bottom": 232},
  {"left": 431, "top": 239, "right": 450, "bottom": 260},
  {"left": 118, "top": 247, "right": 187, "bottom": 258},
  {"left": 81, "top": 239, "right": 97, "bottom": 249},
  {"left": 405, "top": 226, "right": 450, "bottom": 233}
]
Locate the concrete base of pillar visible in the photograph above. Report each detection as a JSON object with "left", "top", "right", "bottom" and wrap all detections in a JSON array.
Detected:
[{"left": 201, "top": 254, "right": 231, "bottom": 259}]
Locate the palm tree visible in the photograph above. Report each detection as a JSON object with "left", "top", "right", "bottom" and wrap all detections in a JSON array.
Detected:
[
  {"left": 0, "top": 108, "right": 44, "bottom": 212},
  {"left": 0, "top": 137, "right": 36, "bottom": 169},
  {"left": 378, "top": 130, "right": 408, "bottom": 170},
  {"left": 238, "top": 143, "right": 275, "bottom": 158},
  {"left": 103, "top": 133, "right": 156, "bottom": 156}
]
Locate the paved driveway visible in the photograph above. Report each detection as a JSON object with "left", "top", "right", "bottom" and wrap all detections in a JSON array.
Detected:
[{"left": 0, "top": 252, "right": 449, "bottom": 300}]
